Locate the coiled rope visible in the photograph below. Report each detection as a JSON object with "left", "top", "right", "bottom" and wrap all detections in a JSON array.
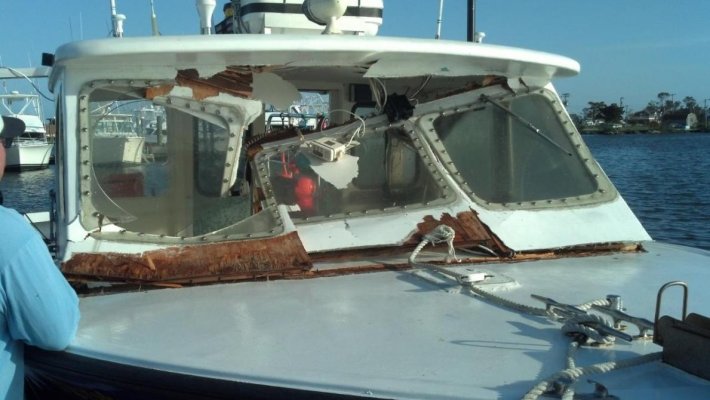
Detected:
[{"left": 521, "top": 352, "right": 662, "bottom": 400}]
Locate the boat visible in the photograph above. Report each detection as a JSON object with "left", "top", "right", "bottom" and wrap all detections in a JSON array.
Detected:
[
  {"left": 19, "top": 1, "right": 710, "bottom": 399},
  {"left": 90, "top": 105, "right": 146, "bottom": 164},
  {"left": 0, "top": 91, "right": 53, "bottom": 171}
]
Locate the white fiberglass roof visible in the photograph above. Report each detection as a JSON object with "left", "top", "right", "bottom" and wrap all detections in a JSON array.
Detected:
[{"left": 51, "top": 34, "right": 579, "bottom": 81}]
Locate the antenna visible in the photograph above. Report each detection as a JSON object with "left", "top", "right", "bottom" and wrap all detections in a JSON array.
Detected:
[
  {"left": 196, "top": 0, "right": 216, "bottom": 35},
  {"left": 110, "top": 0, "right": 127, "bottom": 38},
  {"left": 435, "top": 0, "right": 444, "bottom": 40},
  {"left": 149, "top": 0, "right": 160, "bottom": 36},
  {"left": 466, "top": 0, "right": 485, "bottom": 43},
  {"left": 466, "top": 0, "right": 475, "bottom": 42}
]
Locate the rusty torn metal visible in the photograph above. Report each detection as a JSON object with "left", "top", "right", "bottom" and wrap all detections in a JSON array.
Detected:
[
  {"left": 62, "top": 231, "right": 311, "bottom": 284},
  {"left": 407, "top": 210, "right": 512, "bottom": 256}
]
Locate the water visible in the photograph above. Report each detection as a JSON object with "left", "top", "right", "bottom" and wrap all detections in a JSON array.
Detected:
[
  {"left": 585, "top": 132, "right": 710, "bottom": 251},
  {"left": 0, "top": 165, "right": 56, "bottom": 213},
  {"left": 2, "top": 133, "right": 709, "bottom": 250}
]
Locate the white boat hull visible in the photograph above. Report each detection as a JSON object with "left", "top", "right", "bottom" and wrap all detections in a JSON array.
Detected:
[
  {"left": 93, "top": 136, "right": 146, "bottom": 164},
  {"left": 3, "top": 142, "right": 53, "bottom": 171}
]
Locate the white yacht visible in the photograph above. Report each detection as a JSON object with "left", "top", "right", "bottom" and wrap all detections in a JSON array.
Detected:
[
  {"left": 90, "top": 106, "right": 146, "bottom": 165},
  {"left": 0, "top": 91, "right": 53, "bottom": 171},
  {"left": 18, "top": 1, "right": 710, "bottom": 399}
]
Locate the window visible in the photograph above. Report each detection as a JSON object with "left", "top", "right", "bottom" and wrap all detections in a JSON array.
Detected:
[
  {"left": 433, "top": 93, "right": 612, "bottom": 206},
  {"left": 79, "top": 81, "right": 275, "bottom": 241},
  {"left": 260, "top": 126, "right": 450, "bottom": 220}
]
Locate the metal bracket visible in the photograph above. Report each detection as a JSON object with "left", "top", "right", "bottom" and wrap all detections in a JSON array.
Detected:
[{"left": 653, "top": 281, "right": 710, "bottom": 380}]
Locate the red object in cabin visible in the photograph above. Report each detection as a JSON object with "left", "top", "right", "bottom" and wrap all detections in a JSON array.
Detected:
[{"left": 294, "top": 176, "right": 316, "bottom": 212}]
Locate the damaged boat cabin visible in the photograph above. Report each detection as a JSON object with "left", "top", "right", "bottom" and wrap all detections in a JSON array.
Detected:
[{"left": 49, "top": 32, "right": 649, "bottom": 287}]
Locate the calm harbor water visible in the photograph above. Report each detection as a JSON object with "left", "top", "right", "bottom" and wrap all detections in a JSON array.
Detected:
[{"left": 1, "top": 132, "right": 709, "bottom": 250}]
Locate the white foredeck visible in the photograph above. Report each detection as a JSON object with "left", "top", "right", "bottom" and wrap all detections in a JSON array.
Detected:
[{"left": 69, "top": 241, "right": 710, "bottom": 399}]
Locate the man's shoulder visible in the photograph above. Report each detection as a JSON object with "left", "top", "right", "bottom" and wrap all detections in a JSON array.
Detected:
[
  {"left": 0, "top": 206, "right": 40, "bottom": 259},
  {"left": 0, "top": 205, "right": 35, "bottom": 232}
]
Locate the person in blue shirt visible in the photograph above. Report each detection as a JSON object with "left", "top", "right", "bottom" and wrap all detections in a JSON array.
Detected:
[{"left": 0, "top": 115, "right": 80, "bottom": 400}]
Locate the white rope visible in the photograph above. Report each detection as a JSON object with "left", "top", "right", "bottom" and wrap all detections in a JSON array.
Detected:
[
  {"left": 562, "top": 314, "right": 616, "bottom": 346},
  {"left": 521, "top": 352, "right": 662, "bottom": 400},
  {"left": 575, "top": 298, "right": 611, "bottom": 311},
  {"left": 409, "top": 226, "right": 659, "bottom": 400}
]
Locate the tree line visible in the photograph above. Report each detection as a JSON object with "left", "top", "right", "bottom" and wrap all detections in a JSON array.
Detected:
[{"left": 574, "top": 93, "right": 707, "bottom": 127}]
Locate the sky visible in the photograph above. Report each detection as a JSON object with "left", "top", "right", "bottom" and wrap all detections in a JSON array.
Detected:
[{"left": 1, "top": 0, "right": 709, "bottom": 116}]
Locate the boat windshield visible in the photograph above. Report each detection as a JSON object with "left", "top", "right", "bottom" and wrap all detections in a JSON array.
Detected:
[
  {"left": 80, "top": 83, "right": 277, "bottom": 242},
  {"left": 428, "top": 91, "right": 615, "bottom": 207},
  {"left": 255, "top": 123, "right": 454, "bottom": 221}
]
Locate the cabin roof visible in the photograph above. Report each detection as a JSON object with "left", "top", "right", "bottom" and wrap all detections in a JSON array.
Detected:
[{"left": 51, "top": 34, "right": 579, "bottom": 81}]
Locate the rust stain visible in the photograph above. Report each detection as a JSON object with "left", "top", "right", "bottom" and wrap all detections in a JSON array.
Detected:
[
  {"left": 145, "top": 84, "right": 173, "bottom": 99},
  {"left": 62, "top": 232, "right": 311, "bottom": 283},
  {"left": 407, "top": 210, "right": 512, "bottom": 255}
]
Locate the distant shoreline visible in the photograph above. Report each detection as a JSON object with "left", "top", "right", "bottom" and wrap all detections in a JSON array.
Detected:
[{"left": 580, "top": 126, "right": 709, "bottom": 135}]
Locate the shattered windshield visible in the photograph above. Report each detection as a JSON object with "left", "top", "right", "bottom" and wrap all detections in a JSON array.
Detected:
[{"left": 256, "top": 123, "right": 453, "bottom": 220}]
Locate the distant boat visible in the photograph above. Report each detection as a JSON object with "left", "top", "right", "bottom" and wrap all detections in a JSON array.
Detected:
[
  {"left": 0, "top": 91, "right": 53, "bottom": 171},
  {"left": 90, "top": 106, "right": 146, "bottom": 164}
]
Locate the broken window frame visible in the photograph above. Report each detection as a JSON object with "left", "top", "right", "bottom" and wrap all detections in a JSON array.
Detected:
[
  {"left": 77, "top": 79, "right": 285, "bottom": 244},
  {"left": 251, "top": 116, "right": 456, "bottom": 223}
]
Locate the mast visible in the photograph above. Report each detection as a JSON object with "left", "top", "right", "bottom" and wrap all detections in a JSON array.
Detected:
[
  {"left": 435, "top": 0, "right": 444, "bottom": 40},
  {"left": 150, "top": 0, "right": 160, "bottom": 36},
  {"left": 466, "top": 0, "right": 485, "bottom": 43},
  {"left": 466, "top": 0, "right": 475, "bottom": 42}
]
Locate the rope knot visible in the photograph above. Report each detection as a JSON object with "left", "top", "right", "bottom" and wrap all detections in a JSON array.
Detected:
[{"left": 423, "top": 225, "right": 460, "bottom": 263}]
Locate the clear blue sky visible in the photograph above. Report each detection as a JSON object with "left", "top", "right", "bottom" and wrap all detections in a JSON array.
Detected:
[{"left": 1, "top": 1, "right": 709, "bottom": 115}]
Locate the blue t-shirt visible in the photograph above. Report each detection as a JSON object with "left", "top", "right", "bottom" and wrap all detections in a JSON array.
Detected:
[{"left": 0, "top": 206, "right": 80, "bottom": 400}]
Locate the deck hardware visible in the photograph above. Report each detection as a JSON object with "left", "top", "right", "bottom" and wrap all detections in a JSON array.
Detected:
[
  {"left": 652, "top": 281, "right": 710, "bottom": 379},
  {"left": 654, "top": 281, "right": 688, "bottom": 343},
  {"left": 591, "top": 304, "right": 654, "bottom": 338}
]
